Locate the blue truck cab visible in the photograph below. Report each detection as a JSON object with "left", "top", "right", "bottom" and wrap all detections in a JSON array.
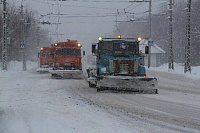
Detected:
[
  {"left": 88, "top": 36, "right": 157, "bottom": 93},
  {"left": 92, "top": 36, "right": 146, "bottom": 77}
]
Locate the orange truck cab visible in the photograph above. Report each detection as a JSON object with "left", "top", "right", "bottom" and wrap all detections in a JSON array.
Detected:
[
  {"left": 39, "top": 46, "right": 53, "bottom": 68},
  {"left": 52, "top": 39, "right": 82, "bottom": 70}
]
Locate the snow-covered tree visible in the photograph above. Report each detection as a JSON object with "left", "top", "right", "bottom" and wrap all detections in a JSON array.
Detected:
[{"left": 0, "top": 3, "right": 52, "bottom": 62}]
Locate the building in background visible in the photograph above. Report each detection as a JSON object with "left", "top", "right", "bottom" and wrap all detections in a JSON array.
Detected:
[{"left": 139, "top": 39, "right": 166, "bottom": 67}]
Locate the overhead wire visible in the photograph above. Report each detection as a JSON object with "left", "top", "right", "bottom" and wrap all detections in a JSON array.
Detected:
[
  {"left": 31, "top": 0, "right": 170, "bottom": 39},
  {"left": 40, "top": 13, "right": 117, "bottom": 18},
  {"left": 151, "top": 1, "right": 168, "bottom": 12},
  {"left": 32, "top": 0, "right": 169, "bottom": 19},
  {"left": 46, "top": 0, "right": 55, "bottom": 36},
  {"left": 55, "top": 0, "right": 61, "bottom": 41},
  {"left": 57, "top": 3, "right": 117, "bottom": 10},
  {"left": 48, "top": 0, "right": 135, "bottom": 3}
]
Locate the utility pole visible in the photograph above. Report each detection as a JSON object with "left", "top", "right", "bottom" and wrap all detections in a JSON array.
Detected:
[
  {"left": 129, "top": 0, "right": 152, "bottom": 68},
  {"left": 148, "top": 0, "right": 152, "bottom": 39},
  {"left": 168, "top": 0, "right": 174, "bottom": 70},
  {"left": 37, "top": 26, "right": 40, "bottom": 68},
  {"left": 2, "top": 0, "right": 7, "bottom": 71},
  {"left": 184, "top": 0, "right": 192, "bottom": 73},
  {"left": 147, "top": 0, "right": 152, "bottom": 68},
  {"left": 20, "top": 2, "right": 26, "bottom": 71}
]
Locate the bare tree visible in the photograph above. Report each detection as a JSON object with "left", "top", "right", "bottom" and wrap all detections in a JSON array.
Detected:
[{"left": 0, "top": 3, "right": 52, "bottom": 62}]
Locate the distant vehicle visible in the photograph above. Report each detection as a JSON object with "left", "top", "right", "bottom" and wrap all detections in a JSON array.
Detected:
[
  {"left": 37, "top": 46, "right": 53, "bottom": 73},
  {"left": 49, "top": 39, "right": 85, "bottom": 79},
  {"left": 87, "top": 36, "right": 158, "bottom": 93}
]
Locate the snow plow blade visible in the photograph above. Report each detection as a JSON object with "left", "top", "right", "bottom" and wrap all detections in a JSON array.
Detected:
[
  {"left": 37, "top": 67, "right": 53, "bottom": 73},
  {"left": 96, "top": 76, "right": 158, "bottom": 93},
  {"left": 49, "top": 70, "right": 84, "bottom": 79}
]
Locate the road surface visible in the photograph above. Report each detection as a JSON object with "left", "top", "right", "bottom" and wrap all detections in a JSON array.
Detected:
[{"left": 0, "top": 68, "right": 199, "bottom": 133}]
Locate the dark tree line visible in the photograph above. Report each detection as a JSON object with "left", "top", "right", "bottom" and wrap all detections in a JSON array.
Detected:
[
  {"left": 114, "top": 0, "right": 200, "bottom": 66},
  {"left": 0, "top": 3, "right": 52, "bottom": 62}
]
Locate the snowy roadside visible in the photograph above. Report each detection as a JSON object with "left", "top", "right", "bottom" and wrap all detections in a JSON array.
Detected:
[
  {"left": 146, "top": 63, "right": 200, "bottom": 80},
  {"left": 1, "top": 61, "right": 200, "bottom": 133},
  {"left": 1, "top": 61, "right": 200, "bottom": 79},
  {"left": 0, "top": 61, "right": 139, "bottom": 133}
]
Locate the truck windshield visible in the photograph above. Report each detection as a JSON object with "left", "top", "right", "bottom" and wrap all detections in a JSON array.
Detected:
[
  {"left": 56, "top": 48, "right": 81, "bottom": 56},
  {"left": 41, "top": 52, "right": 51, "bottom": 58},
  {"left": 100, "top": 42, "right": 139, "bottom": 54}
]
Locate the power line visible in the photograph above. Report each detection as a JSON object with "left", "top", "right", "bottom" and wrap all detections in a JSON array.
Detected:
[
  {"left": 31, "top": 0, "right": 118, "bottom": 10},
  {"left": 55, "top": 3, "right": 117, "bottom": 10},
  {"left": 47, "top": 0, "right": 53, "bottom": 14},
  {"left": 63, "top": 21, "right": 115, "bottom": 23},
  {"left": 55, "top": 0, "right": 61, "bottom": 41},
  {"left": 49, "top": 0, "right": 135, "bottom": 2},
  {"left": 40, "top": 14, "right": 117, "bottom": 18},
  {"left": 126, "top": 2, "right": 145, "bottom": 12}
]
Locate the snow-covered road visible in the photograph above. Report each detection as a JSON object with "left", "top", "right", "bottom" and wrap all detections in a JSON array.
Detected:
[
  {"left": 0, "top": 70, "right": 136, "bottom": 133},
  {"left": 0, "top": 63, "right": 200, "bottom": 133}
]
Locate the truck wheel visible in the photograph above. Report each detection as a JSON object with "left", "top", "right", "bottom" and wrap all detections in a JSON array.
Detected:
[
  {"left": 89, "top": 82, "right": 92, "bottom": 87},
  {"left": 51, "top": 74, "right": 56, "bottom": 79},
  {"left": 97, "top": 87, "right": 101, "bottom": 92}
]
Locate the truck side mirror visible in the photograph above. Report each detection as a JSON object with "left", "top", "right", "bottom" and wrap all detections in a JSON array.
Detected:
[
  {"left": 38, "top": 52, "right": 40, "bottom": 58},
  {"left": 145, "top": 46, "right": 149, "bottom": 54},
  {"left": 92, "top": 44, "right": 97, "bottom": 56},
  {"left": 83, "top": 51, "right": 85, "bottom": 56}
]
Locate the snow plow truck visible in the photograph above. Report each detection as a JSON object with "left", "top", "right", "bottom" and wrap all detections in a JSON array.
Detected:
[
  {"left": 37, "top": 46, "right": 53, "bottom": 73},
  {"left": 87, "top": 36, "right": 158, "bottom": 93},
  {"left": 49, "top": 39, "right": 84, "bottom": 79}
]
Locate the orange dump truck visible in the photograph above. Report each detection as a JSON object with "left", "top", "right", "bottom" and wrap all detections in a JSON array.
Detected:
[
  {"left": 37, "top": 46, "right": 53, "bottom": 73},
  {"left": 49, "top": 39, "right": 84, "bottom": 79}
]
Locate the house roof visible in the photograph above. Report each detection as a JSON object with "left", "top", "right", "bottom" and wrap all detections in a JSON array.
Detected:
[{"left": 139, "top": 39, "right": 166, "bottom": 54}]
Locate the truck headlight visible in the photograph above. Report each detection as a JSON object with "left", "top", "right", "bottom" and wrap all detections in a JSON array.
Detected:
[
  {"left": 98, "top": 37, "right": 103, "bottom": 41},
  {"left": 138, "top": 37, "right": 142, "bottom": 42},
  {"left": 78, "top": 43, "right": 81, "bottom": 47}
]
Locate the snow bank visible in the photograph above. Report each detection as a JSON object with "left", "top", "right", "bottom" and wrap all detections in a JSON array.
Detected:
[
  {"left": 1, "top": 61, "right": 200, "bottom": 80},
  {"left": 148, "top": 63, "right": 200, "bottom": 79},
  {"left": 0, "top": 61, "right": 37, "bottom": 72}
]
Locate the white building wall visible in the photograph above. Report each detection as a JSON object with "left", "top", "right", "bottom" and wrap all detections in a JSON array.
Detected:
[{"left": 144, "top": 54, "right": 157, "bottom": 67}]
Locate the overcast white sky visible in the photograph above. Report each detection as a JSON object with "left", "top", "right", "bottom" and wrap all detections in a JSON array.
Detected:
[{"left": 8, "top": 0, "right": 167, "bottom": 53}]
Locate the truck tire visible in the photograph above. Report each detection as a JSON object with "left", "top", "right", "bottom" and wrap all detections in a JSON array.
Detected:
[
  {"left": 89, "top": 82, "right": 93, "bottom": 87},
  {"left": 97, "top": 87, "right": 101, "bottom": 92}
]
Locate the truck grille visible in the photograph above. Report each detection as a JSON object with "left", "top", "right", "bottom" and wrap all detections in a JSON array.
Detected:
[
  {"left": 119, "top": 63, "right": 129, "bottom": 74},
  {"left": 110, "top": 60, "right": 138, "bottom": 75}
]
